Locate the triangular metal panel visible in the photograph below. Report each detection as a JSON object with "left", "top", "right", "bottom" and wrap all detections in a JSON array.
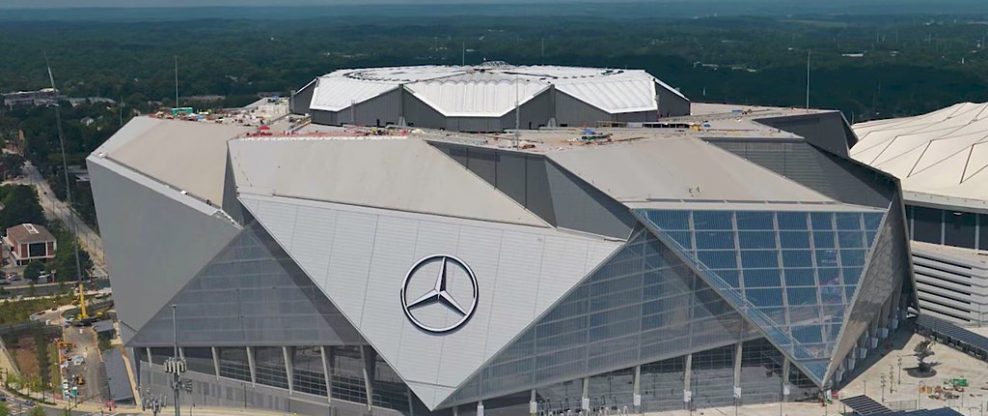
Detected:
[
  {"left": 129, "top": 223, "right": 365, "bottom": 347},
  {"left": 441, "top": 227, "right": 761, "bottom": 408},
  {"left": 634, "top": 208, "right": 885, "bottom": 384},
  {"left": 239, "top": 193, "right": 622, "bottom": 410}
]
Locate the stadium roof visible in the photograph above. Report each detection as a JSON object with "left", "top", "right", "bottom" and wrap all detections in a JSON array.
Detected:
[
  {"left": 851, "top": 102, "right": 988, "bottom": 207},
  {"left": 308, "top": 64, "right": 684, "bottom": 117}
]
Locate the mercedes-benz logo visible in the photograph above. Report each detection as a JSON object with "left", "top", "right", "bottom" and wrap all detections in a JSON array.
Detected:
[{"left": 400, "top": 255, "right": 478, "bottom": 333}]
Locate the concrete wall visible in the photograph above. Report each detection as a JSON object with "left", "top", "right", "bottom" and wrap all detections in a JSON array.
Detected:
[
  {"left": 401, "top": 88, "right": 447, "bottom": 130},
  {"left": 353, "top": 88, "right": 402, "bottom": 127},
  {"left": 755, "top": 112, "right": 854, "bottom": 158},
  {"left": 656, "top": 82, "right": 691, "bottom": 117},
  {"left": 291, "top": 78, "right": 317, "bottom": 115},
  {"left": 553, "top": 90, "right": 612, "bottom": 127},
  {"left": 310, "top": 109, "right": 338, "bottom": 126}
]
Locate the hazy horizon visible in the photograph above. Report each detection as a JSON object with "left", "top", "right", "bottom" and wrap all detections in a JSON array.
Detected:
[{"left": 3, "top": 0, "right": 986, "bottom": 9}]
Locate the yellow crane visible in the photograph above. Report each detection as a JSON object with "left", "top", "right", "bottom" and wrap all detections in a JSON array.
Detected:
[{"left": 77, "top": 282, "right": 88, "bottom": 320}]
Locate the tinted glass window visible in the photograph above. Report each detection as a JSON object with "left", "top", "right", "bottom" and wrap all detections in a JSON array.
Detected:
[
  {"left": 912, "top": 206, "right": 942, "bottom": 244},
  {"left": 944, "top": 211, "right": 977, "bottom": 249}
]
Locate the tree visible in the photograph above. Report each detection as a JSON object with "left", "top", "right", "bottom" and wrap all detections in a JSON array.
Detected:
[
  {"left": 28, "top": 406, "right": 45, "bottom": 416},
  {"left": 0, "top": 185, "right": 46, "bottom": 230},
  {"left": 0, "top": 154, "right": 24, "bottom": 180},
  {"left": 0, "top": 401, "right": 9, "bottom": 416},
  {"left": 51, "top": 238, "right": 92, "bottom": 282},
  {"left": 23, "top": 262, "right": 43, "bottom": 283}
]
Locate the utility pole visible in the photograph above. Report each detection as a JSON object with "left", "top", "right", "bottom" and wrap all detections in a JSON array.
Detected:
[
  {"left": 805, "top": 50, "right": 811, "bottom": 110},
  {"left": 174, "top": 56, "right": 179, "bottom": 108},
  {"left": 514, "top": 76, "right": 520, "bottom": 147},
  {"left": 462, "top": 41, "right": 466, "bottom": 66},
  {"left": 164, "top": 304, "right": 187, "bottom": 416}
]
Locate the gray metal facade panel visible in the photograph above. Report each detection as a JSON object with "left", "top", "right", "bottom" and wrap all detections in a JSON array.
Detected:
[
  {"left": 755, "top": 112, "right": 852, "bottom": 158},
  {"left": 524, "top": 156, "right": 557, "bottom": 225},
  {"left": 87, "top": 158, "right": 240, "bottom": 344},
  {"left": 465, "top": 148, "right": 498, "bottom": 188},
  {"left": 656, "top": 83, "right": 691, "bottom": 117},
  {"left": 310, "top": 109, "right": 337, "bottom": 126},
  {"left": 614, "top": 110, "right": 655, "bottom": 123},
  {"left": 545, "top": 159, "right": 636, "bottom": 239},
  {"left": 401, "top": 89, "right": 447, "bottom": 130},
  {"left": 495, "top": 151, "right": 527, "bottom": 208},
  {"left": 240, "top": 195, "right": 619, "bottom": 410},
  {"left": 352, "top": 88, "right": 402, "bottom": 127},
  {"left": 706, "top": 140, "right": 893, "bottom": 208},
  {"left": 498, "top": 89, "right": 554, "bottom": 130},
  {"left": 221, "top": 152, "right": 245, "bottom": 225},
  {"left": 442, "top": 228, "right": 757, "bottom": 408},
  {"left": 553, "top": 90, "right": 612, "bottom": 127},
  {"left": 128, "top": 223, "right": 366, "bottom": 348},
  {"left": 291, "top": 78, "right": 317, "bottom": 115}
]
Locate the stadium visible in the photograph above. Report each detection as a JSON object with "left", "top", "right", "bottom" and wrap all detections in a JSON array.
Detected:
[
  {"left": 852, "top": 103, "right": 988, "bottom": 326},
  {"left": 289, "top": 63, "right": 691, "bottom": 131},
  {"left": 90, "top": 81, "right": 915, "bottom": 415}
]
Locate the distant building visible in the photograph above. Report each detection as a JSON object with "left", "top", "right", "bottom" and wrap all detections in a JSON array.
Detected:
[
  {"left": 2, "top": 88, "right": 58, "bottom": 107},
  {"left": 853, "top": 102, "right": 988, "bottom": 326},
  {"left": 4, "top": 223, "right": 56, "bottom": 265},
  {"left": 291, "top": 63, "right": 691, "bottom": 131}
]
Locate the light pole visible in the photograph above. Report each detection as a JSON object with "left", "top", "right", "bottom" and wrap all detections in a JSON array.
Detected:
[
  {"left": 897, "top": 357, "right": 902, "bottom": 385},
  {"left": 880, "top": 375, "right": 886, "bottom": 403},
  {"left": 164, "top": 304, "right": 187, "bottom": 416}
]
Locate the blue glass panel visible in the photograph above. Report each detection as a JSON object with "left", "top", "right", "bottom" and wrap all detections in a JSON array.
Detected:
[
  {"left": 787, "top": 288, "right": 818, "bottom": 306},
  {"left": 697, "top": 250, "right": 737, "bottom": 269},
  {"left": 739, "top": 231, "right": 777, "bottom": 249},
  {"left": 665, "top": 232, "right": 692, "bottom": 250},
  {"left": 756, "top": 307, "right": 788, "bottom": 327},
  {"left": 792, "top": 326, "right": 823, "bottom": 344},
  {"left": 817, "top": 268, "right": 840, "bottom": 286},
  {"left": 746, "top": 288, "right": 784, "bottom": 307},
  {"left": 843, "top": 267, "right": 863, "bottom": 286},
  {"left": 781, "top": 250, "right": 812, "bottom": 268},
  {"left": 776, "top": 212, "right": 808, "bottom": 230},
  {"left": 779, "top": 231, "right": 810, "bottom": 249},
  {"left": 741, "top": 250, "right": 778, "bottom": 268},
  {"left": 840, "top": 249, "right": 866, "bottom": 267},
  {"left": 744, "top": 269, "right": 781, "bottom": 288},
  {"left": 693, "top": 211, "right": 733, "bottom": 230},
  {"left": 815, "top": 249, "right": 838, "bottom": 267},
  {"left": 813, "top": 232, "right": 835, "bottom": 248},
  {"left": 837, "top": 231, "right": 865, "bottom": 248},
  {"left": 844, "top": 286, "right": 856, "bottom": 301},
  {"left": 646, "top": 210, "right": 689, "bottom": 230},
  {"left": 863, "top": 212, "right": 884, "bottom": 230},
  {"left": 866, "top": 231, "right": 878, "bottom": 248},
  {"left": 712, "top": 270, "right": 740, "bottom": 288},
  {"left": 810, "top": 213, "right": 834, "bottom": 230},
  {"left": 820, "top": 286, "right": 844, "bottom": 305},
  {"left": 784, "top": 268, "right": 816, "bottom": 287},
  {"left": 835, "top": 213, "right": 863, "bottom": 230},
  {"left": 736, "top": 212, "right": 774, "bottom": 230},
  {"left": 695, "top": 231, "right": 735, "bottom": 250},
  {"left": 788, "top": 305, "right": 820, "bottom": 323}
]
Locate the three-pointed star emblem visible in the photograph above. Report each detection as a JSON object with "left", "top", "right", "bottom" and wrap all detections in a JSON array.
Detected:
[{"left": 401, "top": 255, "right": 478, "bottom": 333}]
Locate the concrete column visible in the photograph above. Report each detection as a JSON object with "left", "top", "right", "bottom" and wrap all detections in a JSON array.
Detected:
[
  {"left": 178, "top": 347, "right": 185, "bottom": 360},
  {"left": 633, "top": 365, "right": 642, "bottom": 411},
  {"left": 360, "top": 346, "right": 374, "bottom": 413},
  {"left": 476, "top": 401, "right": 484, "bottom": 416},
  {"left": 734, "top": 342, "right": 743, "bottom": 403},
  {"left": 320, "top": 346, "right": 333, "bottom": 405},
  {"left": 683, "top": 353, "right": 693, "bottom": 407},
  {"left": 245, "top": 346, "right": 257, "bottom": 386},
  {"left": 782, "top": 359, "right": 791, "bottom": 402},
  {"left": 581, "top": 377, "right": 590, "bottom": 411},
  {"left": 210, "top": 347, "right": 220, "bottom": 380},
  {"left": 529, "top": 389, "right": 537, "bottom": 416},
  {"left": 145, "top": 347, "right": 153, "bottom": 365},
  {"left": 283, "top": 346, "right": 294, "bottom": 395}
]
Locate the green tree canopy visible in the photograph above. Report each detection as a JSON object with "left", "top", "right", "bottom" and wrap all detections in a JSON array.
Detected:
[
  {"left": 0, "top": 185, "right": 46, "bottom": 230},
  {"left": 23, "top": 261, "right": 43, "bottom": 282}
]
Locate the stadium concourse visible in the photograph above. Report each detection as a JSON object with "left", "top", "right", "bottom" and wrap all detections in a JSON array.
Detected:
[{"left": 90, "top": 79, "right": 916, "bottom": 416}]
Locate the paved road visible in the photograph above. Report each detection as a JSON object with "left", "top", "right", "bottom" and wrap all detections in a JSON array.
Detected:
[{"left": 10, "top": 161, "right": 106, "bottom": 277}]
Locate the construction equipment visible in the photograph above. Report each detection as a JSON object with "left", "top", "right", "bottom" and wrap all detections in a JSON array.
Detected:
[{"left": 77, "top": 283, "right": 88, "bottom": 320}]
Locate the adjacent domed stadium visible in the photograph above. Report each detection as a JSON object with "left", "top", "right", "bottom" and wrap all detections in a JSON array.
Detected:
[{"left": 290, "top": 62, "right": 691, "bottom": 132}]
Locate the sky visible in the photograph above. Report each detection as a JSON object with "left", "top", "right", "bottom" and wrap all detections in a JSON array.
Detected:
[{"left": 2, "top": 0, "right": 604, "bottom": 8}]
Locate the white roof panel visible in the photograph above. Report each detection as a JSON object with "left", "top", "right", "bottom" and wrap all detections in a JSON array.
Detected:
[
  {"left": 852, "top": 102, "right": 988, "bottom": 203},
  {"left": 406, "top": 79, "right": 549, "bottom": 117},
  {"left": 309, "top": 76, "right": 399, "bottom": 112},
  {"left": 555, "top": 71, "right": 658, "bottom": 113},
  {"left": 229, "top": 137, "right": 548, "bottom": 227}
]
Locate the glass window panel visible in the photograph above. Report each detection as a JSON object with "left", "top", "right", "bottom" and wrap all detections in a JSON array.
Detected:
[
  {"left": 788, "top": 305, "right": 820, "bottom": 323},
  {"left": 693, "top": 211, "right": 733, "bottom": 230},
  {"left": 739, "top": 231, "right": 777, "bottom": 249},
  {"left": 835, "top": 213, "right": 863, "bottom": 230},
  {"left": 864, "top": 213, "right": 884, "bottom": 230},
  {"left": 792, "top": 326, "right": 824, "bottom": 344},
  {"left": 746, "top": 288, "right": 784, "bottom": 307},
  {"left": 981, "top": 214, "right": 988, "bottom": 251},
  {"left": 777, "top": 212, "right": 808, "bottom": 230},
  {"left": 810, "top": 213, "right": 834, "bottom": 230},
  {"left": 787, "top": 287, "right": 818, "bottom": 306},
  {"left": 845, "top": 286, "right": 857, "bottom": 301},
  {"left": 712, "top": 270, "right": 740, "bottom": 288},
  {"left": 665, "top": 232, "right": 693, "bottom": 250},
  {"left": 779, "top": 231, "right": 810, "bottom": 249},
  {"left": 944, "top": 211, "right": 977, "bottom": 249},
  {"left": 744, "top": 269, "right": 781, "bottom": 288},
  {"left": 741, "top": 250, "right": 778, "bottom": 268},
  {"left": 697, "top": 250, "right": 737, "bottom": 269},
  {"left": 755, "top": 307, "right": 788, "bottom": 326},
  {"left": 647, "top": 210, "right": 689, "bottom": 230},
  {"left": 912, "top": 206, "right": 942, "bottom": 244},
  {"left": 842, "top": 267, "right": 863, "bottom": 286},
  {"left": 813, "top": 232, "right": 835, "bottom": 249},
  {"left": 820, "top": 286, "right": 844, "bottom": 305},
  {"left": 736, "top": 212, "right": 775, "bottom": 230},
  {"left": 781, "top": 250, "right": 812, "bottom": 268},
  {"left": 815, "top": 249, "right": 838, "bottom": 267},
  {"left": 837, "top": 231, "right": 865, "bottom": 248},
  {"left": 695, "top": 231, "right": 735, "bottom": 250},
  {"left": 784, "top": 268, "right": 816, "bottom": 287},
  {"left": 866, "top": 231, "right": 878, "bottom": 248},
  {"left": 818, "top": 268, "right": 840, "bottom": 286},
  {"left": 840, "top": 249, "right": 866, "bottom": 267}
]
